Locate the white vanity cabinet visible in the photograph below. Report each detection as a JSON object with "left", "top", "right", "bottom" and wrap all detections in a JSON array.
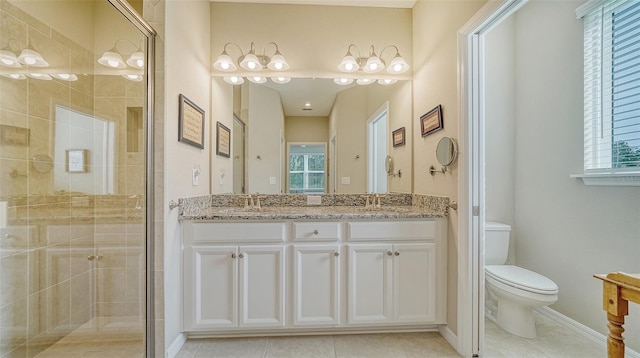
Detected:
[
  {"left": 183, "top": 223, "right": 286, "bottom": 331},
  {"left": 182, "top": 217, "right": 446, "bottom": 334}
]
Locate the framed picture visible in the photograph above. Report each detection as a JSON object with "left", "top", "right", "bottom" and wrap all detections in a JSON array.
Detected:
[
  {"left": 392, "top": 127, "right": 406, "bottom": 147},
  {"left": 420, "top": 104, "right": 443, "bottom": 137},
  {"left": 216, "top": 121, "right": 231, "bottom": 158},
  {"left": 178, "top": 94, "right": 205, "bottom": 149},
  {"left": 0, "top": 125, "right": 30, "bottom": 146},
  {"left": 66, "top": 149, "right": 88, "bottom": 173}
]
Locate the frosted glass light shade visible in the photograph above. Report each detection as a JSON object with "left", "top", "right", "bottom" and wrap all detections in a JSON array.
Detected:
[
  {"left": 338, "top": 55, "right": 359, "bottom": 72},
  {"left": 98, "top": 50, "right": 126, "bottom": 68},
  {"left": 271, "top": 76, "right": 291, "bottom": 84},
  {"left": 213, "top": 52, "right": 237, "bottom": 71},
  {"left": 27, "top": 73, "right": 52, "bottom": 80},
  {"left": 267, "top": 53, "right": 289, "bottom": 71},
  {"left": 223, "top": 76, "right": 244, "bottom": 85},
  {"left": 334, "top": 78, "right": 354, "bottom": 85},
  {"left": 240, "top": 53, "right": 262, "bottom": 71},
  {"left": 18, "top": 49, "right": 49, "bottom": 67},
  {"left": 0, "top": 50, "right": 21, "bottom": 68},
  {"left": 51, "top": 73, "right": 78, "bottom": 81},
  {"left": 248, "top": 76, "right": 267, "bottom": 84},
  {"left": 387, "top": 55, "right": 409, "bottom": 74},
  {"left": 356, "top": 78, "right": 374, "bottom": 85},
  {"left": 363, "top": 56, "right": 384, "bottom": 73},
  {"left": 2, "top": 73, "right": 26, "bottom": 80},
  {"left": 123, "top": 74, "right": 143, "bottom": 81},
  {"left": 378, "top": 78, "right": 397, "bottom": 85},
  {"left": 126, "top": 51, "right": 145, "bottom": 69}
]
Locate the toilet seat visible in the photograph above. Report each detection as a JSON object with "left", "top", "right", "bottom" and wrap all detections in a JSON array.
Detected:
[{"left": 486, "top": 265, "right": 558, "bottom": 295}]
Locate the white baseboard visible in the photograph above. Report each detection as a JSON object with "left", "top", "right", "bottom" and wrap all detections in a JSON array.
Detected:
[
  {"left": 439, "top": 325, "right": 460, "bottom": 354},
  {"left": 535, "top": 306, "right": 640, "bottom": 358},
  {"left": 166, "top": 333, "right": 187, "bottom": 358}
]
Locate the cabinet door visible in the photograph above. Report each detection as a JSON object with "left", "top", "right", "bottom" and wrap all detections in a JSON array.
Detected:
[
  {"left": 238, "top": 245, "right": 285, "bottom": 327},
  {"left": 184, "top": 246, "right": 238, "bottom": 330},
  {"left": 293, "top": 245, "right": 340, "bottom": 326},
  {"left": 393, "top": 243, "right": 436, "bottom": 323},
  {"left": 347, "top": 244, "right": 393, "bottom": 324}
]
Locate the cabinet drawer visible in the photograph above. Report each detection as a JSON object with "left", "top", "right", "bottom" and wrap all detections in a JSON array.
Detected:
[
  {"left": 191, "top": 222, "right": 285, "bottom": 243},
  {"left": 348, "top": 220, "right": 436, "bottom": 241},
  {"left": 293, "top": 222, "right": 340, "bottom": 241}
]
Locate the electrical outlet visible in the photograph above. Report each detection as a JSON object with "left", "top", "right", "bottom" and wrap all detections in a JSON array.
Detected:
[{"left": 341, "top": 177, "right": 351, "bottom": 185}]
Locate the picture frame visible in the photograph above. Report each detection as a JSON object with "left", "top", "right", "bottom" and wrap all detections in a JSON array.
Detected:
[
  {"left": 216, "top": 121, "right": 231, "bottom": 158},
  {"left": 178, "top": 94, "right": 205, "bottom": 149},
  {"left": 420, "top": 104, "right": 444, "bottom": 137},
  {"left": 392, "top": 127, "right": 406, "bottom": 147},
  {"left": 66, "top": 149, "right": 88, "bottom": 173},
  {"left": 0, "top": 125, "right": 30, "bottom": 146}
]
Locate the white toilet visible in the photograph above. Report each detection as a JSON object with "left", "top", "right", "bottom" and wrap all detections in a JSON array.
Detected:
[{"left": 484, "top": 222, "right": 558, "bottom": 339}]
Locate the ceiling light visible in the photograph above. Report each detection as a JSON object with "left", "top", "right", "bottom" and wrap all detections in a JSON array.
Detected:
[
  {"left": 214, "top": 42, "right": 288, "bottom": 74},
  {"left": 271, "top": 76, "right": 291, "bottom": 84},
  {"left": 51, "top": 73, "right": 78, "bottom": 81},
  {"left": 338, "top": 44, "right": 409, "bottom": 77},
  {"left": 0, "top": 49, "right": 21, "bottom": 68},
  {"left": 378, "top": 78, "right": 397, "bottom": 85},
  {"left": 18, "top": 48, "right": 49, "bottom": 67},
  {"left": 223, "top": 76, "right": 244, "bottom": 85},
  {"left": 357, "top": 78, "right": 374, "bottom": 85},
  {"left": 247, "top": 76, "right": 267, "bottom": 84},
  {"left": 1, "top": 73, "right": 26, "bottom": 80},
  {"left": 27, "top": 73, "right": 52, "bottom": 80},
  {"left": 334, "top": 78, "right": 354, "bottom": 85}
]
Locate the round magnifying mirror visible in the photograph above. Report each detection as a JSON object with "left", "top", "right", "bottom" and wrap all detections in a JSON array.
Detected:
[
  {"left": 436, "top": 137, "right": 458, "bottom": 167},
  {"left": 32, "top": 154, "right": 54, "bottom": 173},
  {"left": 384, "top": 155, "right": 394, "bottom": 174}
]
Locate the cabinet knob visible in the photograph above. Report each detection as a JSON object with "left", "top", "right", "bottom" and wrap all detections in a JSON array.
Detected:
[
  {"left": 313, "top": 230, "right": 319, "bottom": 235},
  {"left": 394, "top": 251, "right": 400, "bottom": 256},
  {"left": 387, "top": 250, "right": 393, "bottom": 256},
  {"left": 333, "top": 251, "right": 339, "bottom": 257},
  {"left": 231, "top": 253, "right": 237, "bottom": 259},
  {"left": 238, "top": 253, "right": 245, "bottom": 259}
]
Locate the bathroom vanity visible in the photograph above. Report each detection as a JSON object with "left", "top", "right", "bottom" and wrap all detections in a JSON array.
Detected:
[{"left": 180, "top": 194, "right": 449, "bottom": 336}]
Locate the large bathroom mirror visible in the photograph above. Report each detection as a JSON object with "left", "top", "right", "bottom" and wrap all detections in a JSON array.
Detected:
[{"left": 216, "top": 77, "right": 413, "bottom": 195}]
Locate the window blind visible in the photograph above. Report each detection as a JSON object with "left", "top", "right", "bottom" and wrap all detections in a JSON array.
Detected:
[{"left": 583, "top": 0, "right": 640, "bottom": 170}]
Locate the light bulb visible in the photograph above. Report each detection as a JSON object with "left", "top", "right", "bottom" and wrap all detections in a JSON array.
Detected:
[
  {"left": 247, "top": 61, "right": 257, "bottom": 69},
  {"left": 345, "top": 63, "right": 354, "bottom": 71},
  {"left": 369, "top": 63, "right": 378, "bottom": 71},
  {"left": 393, "top": 64, "right": 402, "bottom": 72},
  {"left": 108, "top": 60, "right": 119, "bottom": 67},
  {"left": 24, "top": 57, "right": 36, "bottom": 65},
  {"left": 274, "top": 62, "right": 283, "bottom": 70},
  {"left": 136, "top": 59, "right": 144, "bottom": 67},
  {"left": 221, "top": 62, "right": 230, "bottom": 70},
  {"left": 10, "top": 74, "right": 19, "bottom": 79},
  {"left": 58, "top": 74, "right": 70, "bottom": 79},
  {"left": 1, "top": 58, "right": 13, "bottom": 65}
]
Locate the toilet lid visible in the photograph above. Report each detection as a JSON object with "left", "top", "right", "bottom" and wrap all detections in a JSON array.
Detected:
[{"left": 486, "top": 265, "right": 558, "bottom": 294}]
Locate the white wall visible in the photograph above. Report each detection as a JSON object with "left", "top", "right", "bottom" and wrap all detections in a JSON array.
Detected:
[
  {"left": 412, "top": 0, "right": 487, "bottom": 335},
  {"left": 247, "top": 83, "right": 285, "bottom": 194},
  {"left": 486, "top": 1, "right": 640, "bottom": 351},
  {"left": 164, "top": 0, "right": 211, "bottom": 351}
]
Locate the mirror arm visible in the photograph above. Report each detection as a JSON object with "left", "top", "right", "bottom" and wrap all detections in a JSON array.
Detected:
[{"left": 429, "top": 165, "right": 446, "bottom": 176}]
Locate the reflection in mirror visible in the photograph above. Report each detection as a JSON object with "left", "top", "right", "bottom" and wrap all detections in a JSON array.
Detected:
[
  {"left": 224, "top": 78, "right": 412, "bottom": 194},
  {"left": 288, "top": 143, "right": 326, "bottom": 193},
  {"left": 232, "top": 115, "right": 246, "bottom": 194},
  {"left": 385, "top": 155, "right": 394, "bottom": 174},
  {"left": 32, "top": 154, "right": 54, "bottom": 173}
]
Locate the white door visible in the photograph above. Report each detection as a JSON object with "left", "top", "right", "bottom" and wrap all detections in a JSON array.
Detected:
[
  {"left": 293, "top": 245, "right": 340, "bottom": 326},
  {"left": 238, "top": 245, "right": 285, "bottom": 327},
  {"left": 185, "top": 246, "right": 238, "bottom": 330},
  {"left": 347, "top": 244, "right": 393, "bottom": 324},
  {"left": 232, "top": 115, "right": 245, "bottom": 194},
  {"left": 367, "top": 105, "right": 388, "bottom": 193},
  {"left": 393, "top": 243, "right": 436, "bottom": 323}
]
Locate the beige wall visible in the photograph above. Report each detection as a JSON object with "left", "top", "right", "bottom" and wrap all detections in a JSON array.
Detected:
[
  {"left": 247, "top": 83, "right": 285, "bottom": 194},
  {"left": 285, "top": 116, "right": 329, "bottom": 144},
  {"left": 164, "top": 0, "right": 211, "bottom": 351},
  {"left": 210, "top": 2, "right": 412, "bottom": 80},
  {"left": 412, "top": 0, "right": 487, "bottom": 335}
]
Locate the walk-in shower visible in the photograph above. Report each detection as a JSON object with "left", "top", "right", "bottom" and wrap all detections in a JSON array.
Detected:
[{"left": 0, "top": 0, "right": 155, "bottom": 356}]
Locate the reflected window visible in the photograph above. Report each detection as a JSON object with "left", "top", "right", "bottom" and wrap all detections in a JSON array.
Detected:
[{"left": 288, "top": 143, "right": 325, "bottom": 193}]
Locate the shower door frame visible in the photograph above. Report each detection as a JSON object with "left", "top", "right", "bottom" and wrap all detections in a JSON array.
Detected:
[{"left": 106, "top": 1, "right": 157, "bottom": 356}]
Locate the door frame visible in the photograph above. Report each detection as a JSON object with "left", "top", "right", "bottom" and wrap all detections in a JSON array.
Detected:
[
  {"left": 456, "top": 0, "right": 528, "bottom": 356},
  {"left": 366, "top": 102, "right": 389, "bottom": 193}
]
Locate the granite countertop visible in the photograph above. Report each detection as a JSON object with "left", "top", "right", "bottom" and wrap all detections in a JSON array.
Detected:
[{"left": 179, "top": 205, "right": 446, "bottom": 221}]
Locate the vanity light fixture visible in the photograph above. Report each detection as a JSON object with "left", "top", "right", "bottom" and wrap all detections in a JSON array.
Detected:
[
  {"left": 338, "top": 44, "right": 409, "bottom": 75},
  {"left": 1, "top": 73, "right": 26, "bottom": 80},
  {"left": 51, "top": 73, "right": 78, "bottom": 81},
  {"left": 214, "top": 42, "right": 289, "bottom": 73},
  {"left": 334, "top": 77, "right": 354, "bottom": 85},
  {"left": 0, "top": 48, "right": 21, "bottom": 68},
  {"left": 98, "top": 39, "right": 144, "bottom": 70}
]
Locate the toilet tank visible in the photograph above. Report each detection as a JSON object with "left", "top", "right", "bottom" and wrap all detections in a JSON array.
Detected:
[{"left": 485, "top": 222, "right": 511, "bottom": 265}]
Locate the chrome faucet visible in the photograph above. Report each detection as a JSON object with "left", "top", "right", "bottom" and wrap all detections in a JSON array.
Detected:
[
  {"left": 244, "top": 194, "right": 254, "bottom": 209},
  {"left": 374, "top": 193, "right": 381, "bottom": 207}
]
